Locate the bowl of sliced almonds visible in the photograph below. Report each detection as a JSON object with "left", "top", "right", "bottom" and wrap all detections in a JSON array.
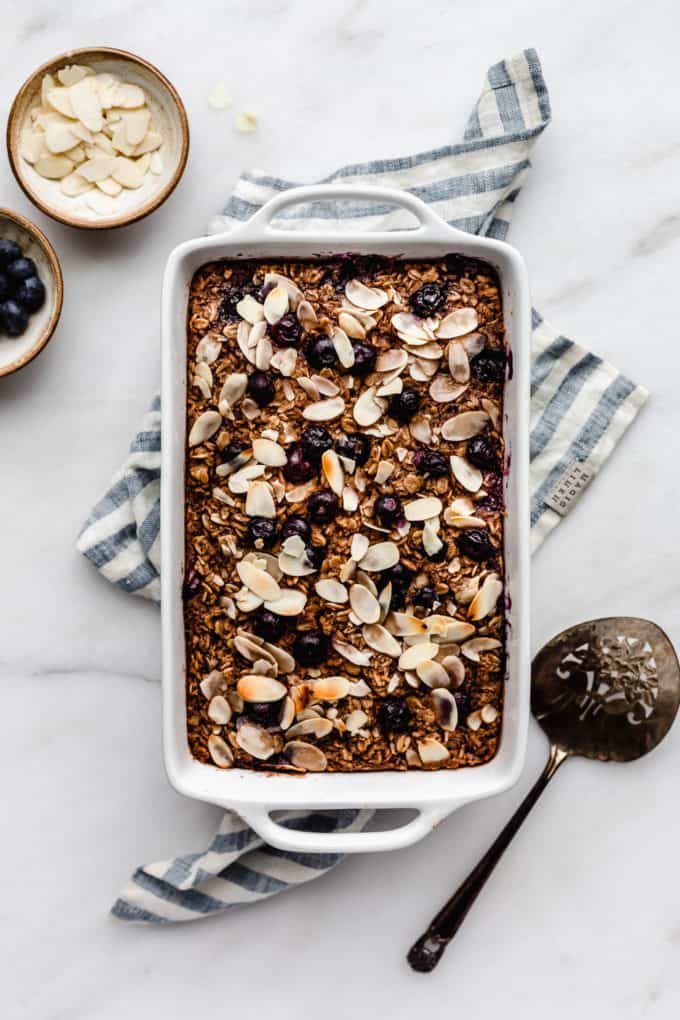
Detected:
[{"left": 6, "top": 47, "right": 189, "bottom": 230}]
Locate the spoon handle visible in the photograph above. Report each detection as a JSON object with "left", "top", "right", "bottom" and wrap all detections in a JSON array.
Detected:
[{"left": 407, "top": 743, "right": 569, "bottom": 973}]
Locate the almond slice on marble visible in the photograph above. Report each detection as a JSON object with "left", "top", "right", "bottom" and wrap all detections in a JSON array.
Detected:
[
  {"left": 321, "top": 449, "right": 344, "bottom": 495},
  {"left": 404, "top": 496, "right": 442, "bottom": 522},
  {"left": 302, "top": 397, "right": 345, "bottom": 422},
  {"left": 237, "top": 559, "right": 281, "bottom": 600},
  {"left": 349, "top": 584, "right": 381, "bottom": 624},
  {"left": 451, "top": 456, "right": 483, "bottom": 493},
  {"left": 468, "top": 573, "right": 503, "bottom": 621},
  {"left": 188, "top": 410, "right": 221, "bottom": 447},
  {"left": 237, "top": 674, "right": 287, "bottom": 703},
  {"left": 362, "top": 623, "right": 401, "bottom": 657},
  {"left": 345, "top": 279, "right": 388, "bottom": 310},
  {"left": 252, "top": 437, "right": 287, "bottom": 466},
  {"left": 437, "top": 307, "right": 479, "bottom": 339},
  {"left": 263, "top": 589, "right": 307, "bottom": 616},
  {"left": 441, "top": 410, "right": 490, "bottom": 441},
  {"left": 235, "top": 111, "right": 258, "bottom": 134},
  {"left": 417, "top": 737, "right": 450, "bottom": 764},
  {"left": 359, "top": 541, "right": 400, "bottom": 572},
  {"left": 263, "top": 284, "right": 289, "bottom": 324},
  {"left": 398, "top": 642, "right": 438, "bottom": 671},
  {"left": 353, "top": 386, "right": 385, "bottom": 426}
]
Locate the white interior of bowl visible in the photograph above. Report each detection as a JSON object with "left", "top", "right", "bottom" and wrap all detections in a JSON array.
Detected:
[
  {"left": 13, "top": 54, "right": 184, "bottom": 227},
  {"left": 0, "top": 214, "right": 59, "bottom": 374}
]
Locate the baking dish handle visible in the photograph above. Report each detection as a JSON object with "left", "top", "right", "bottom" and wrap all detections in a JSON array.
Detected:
[
  {"left": 232, "top": 183, "right": 450, "bottom": 236},
  {"left": 239, "top": 803, "right": 456, "bottom": 854}
]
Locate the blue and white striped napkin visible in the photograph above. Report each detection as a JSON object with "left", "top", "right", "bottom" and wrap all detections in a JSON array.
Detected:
[{"left": 78, "top": 50, "right": 647, "bottom": 923}]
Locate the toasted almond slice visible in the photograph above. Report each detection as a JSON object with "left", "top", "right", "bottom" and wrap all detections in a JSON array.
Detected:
[
  {"left": 441, "top": 410, "right": 490, "bottom": 441},
  {"left": 208, "top": 695, "right": 232, "bottom": 725},
  {"left": 426, "top": 617, "right": 476, "bottom": 643},
  {"left": 338, "top": 311, "right": 366, "bottom": 339},
  {"left": 237, "top": 674, "right": 287, "bottom": 702},
  {"left": 255, "top": 334, "right": 273, "bottom": 370},
  {"left": 60, "top": 172, "right": 93, "bottom": 196},
  {"left": 399, "top": 642, "right": 438, "bottom": 670},
  {"left": 448, "top": 341, "right": 470, "bottom": 383},
  {"left": 417, "top": 737, "right": 450, "bottom": 764},
  {"left": 284, "top": 741, "right": 327, "bottom": 771},
  {"left": 451, "top": 455, "right": 483, "bottom": 493},
  {"left": 353, "top": 386, "right": 385, "bottom": 426},
  {"left": 235, "top": 111, "right": 258, "bottom": 133},
  {"left": 311, "top": 676, "right": 350, "bottom": 701},
  {"left": 311, "top": 375, "right": 339, "bottom": 397},
  {"left": 437, "top": 307, "right": 479, "bottom": 338},
  {"left": 342, "top": 485, "right": 359, "bottom": 511},
  {"left": 345, "top": 709, "right": 369, "bottom": 735},
  {"left": 236, "top": 721, "right": 278, "bottom": 760},
  {"left": 462, "top": 332, "right": 486, "bottom": 358},
  {"left": 196, "top": 335, "right": 221, "bottom": 364},
  {"left": 263, "top": 284, "right": 289, "bottom": 324},
  {"left": 432, "top": 688, "right": 459, "bottom": 731},
  {"left": 315, "top": 578, "right": 348, "bottom": 604},
  {"left": 374, "top": 459, "right": 395, "bottom": 484},
  {"left": 228, "top": 463, "right": 264, "bottom": 493},
  {"left": 281, "top": 536, "right": 306, "bottom": 558},
  {"left": 208, "top": 734, "right": 234, "bottom": 768},
  {"left": 296, "top": 300, "right": 317, "bottom": 330},
  {"left": 376, "top": 349, "right": 408, "bottom": 374},
  {"left": 302, "top": 396, "right": 345, "bottom": 421},
  {"left": 468, "top": 573, "right": 503, "bottom": 621},
  {"left": 341, "top": 304, "right": 376, "bottom": 329},
  {"left": 264, "top": 273, "right": 303, "bottom": 309},
  {"left": 252, "top": 437, "right": 287, "bottom": 466},
  {"left": 350, "top": 533, "right": 370, "bottom": 561},
  {"left": 270, "top": 347, "right": 297, "bottom": 377},
  {"left": 422, "top": 518, "right": 444, "bottom": 557},
  {"left": 409, "top": 415, "right": 432, "bottom": 444},
  {"left": 461, "top": 637, "right": 503, "bottom": 663},
  {"left": 481, "top": 704, "right": 499, "bottom": 724},
  {"left": 467, "top": 710, "right": 483, "bottom": 731},
  {"left": 362, "top": 623, "right": 401, "bottom": 657},
  {"left": 285, "top": 718, "right": 334, "bottom": 740},
  {"left": 332, "top": 328, "right": 355, "bottom": 368},
  {"left": 245, "top": 480, "right": 276, "bottom": 519},
  {"left": 285, "top": 479, "right": 316, "bottom": 503},
  {"left": 279, "top": 696, "right": 295, "bottom": 729},
  {"left": 359, "top": 541, "right": 400, "bottom": 572},
  {"left": 416, "top": 660, "right": 451, "bottom": 689},
  {"left": 378, "top": 582, "right": 392, "bottom": 623},
  {"left": 481, "top": 398, "right": 501, "bottom": 429},
  {"left": 349, "top": 584, "right": 381, "bottom": 624},
  {"left": 429, "top": 376, "right": 466, "bottom": 404},
  {"left": 321, "top": 449, "right": 344, "bottom": 495},
  {"left": 345, "top": 278, "right": 388, "bottom": 310},
  {"left": 34, "top": 155, "right": 75, "bottom": 179},
  {"left": 188, "top": 410, "right": 221, "bottom": 447},
  {"left": 388, "top": 611, "right": 428, "bottom": 637},
  {"left": 237, "top": 294, "right": 265, "bottom": 324},
  {"left": 264, "top": 589, "right": 307, "bottom": 616},
  {"left": 442, "top": 655, "right": 466, "bottom": 687},
  {"left": 237, "top": 560, "right": 281, "bottom": 600},
  {"left": 404, "top": 496, "right": 443, "bottom": 522},
  {"left": 332, "top": 636, "right": 372, "bottom": 666},
  {"left": 298, "top": 376, "right": 320, "bottom": 401},
  {"left": 391, "top": 312, "right": 429, "bottom": 339},
  {"left": 278, "top": 551, "right": 316, "bottom": 577}
]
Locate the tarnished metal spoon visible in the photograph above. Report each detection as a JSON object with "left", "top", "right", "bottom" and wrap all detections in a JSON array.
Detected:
[{"left": 407, "top": 617, "right": 680, "bottom": 973}]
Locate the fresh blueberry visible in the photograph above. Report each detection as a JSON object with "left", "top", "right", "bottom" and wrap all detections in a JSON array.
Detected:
[
  {"left": 300, "top": 425, "right": 333, "bottom": 463},
  {"left": 0, "top": 272, "right": 9, "bottom": 301},
  {"left": 6, "top": 257, "right": 37, "bottom": 282},
  {"left": 182, "top": 569, "right": 202, "bottom": 600},
  {"left": 220, "top": 439, "right": 250, "bottom": 465},
  {"left": 458, "top": 529, "right": 493, "bottom": 561},
  {"left": 252, "top": 608, "right": 288, "bottom": 644},
  {"left": 304, "top": 543, "right": 326, "bottom": 570},
  {"left": 425, "top": 541, "right": 449, "bottom": 562},
  {"left": 244, "top": 701, "right": 281, "bottom": 727},
  {"left": 454, "top": 689, "right": 471, "bottom": 719},
  {"left": 377, "top": 696, "right": 411, "bottom": 734},
  {"left": 411, "top": 586, "right": 438, "bottom": 611},
  {"left": 293, "top": 630, "right": 329, "bottom": 667},
  {"left": 374, "top": 494, "right": 403, "bottom": 527},
  {"left": 388, "top": 387, "right": 421, "bottom": 424},
  {"left": 308, "top": 488, "right": 339, "bottom": 523},
  {"left": 350, "top": 341, "right": 377, "bottom": 376},
  {"left": 381, "top": 563, "right": 414, "bottom": 608},
  {"left": 304, "top": 333, "right": 338, "bottom": 370},
  {"left": 247, "top": 371, "right": 275, "bottom": 408},
  {"left": 281, "top": 515, "right": 312, "bottom": 543},
  {"left": 0, "top": 240, "right": 22, "bottom": 268},
  {"left": 247, "top": 516, "right": 278, "bottom": 548},
  {"left": 335, "top": 431, "right": 371, "bottom": 467},
  {"left": 471, "top": 349, "right": 505, "bottom": 383},
  {"left": 14, "top": 275, "right": 45, "bottom": 313},
  {"left": 283, "top": 443, "right": 316, "bottom": 484},
  {"left": 409, "top": 282, "right": 446, "bottom": 319},
  {"left": 413, "top": 447, "right": 450, "bottom": 478},
  {"left": 466, "top": 436, "right": 497, "bottom": 471},
  {"left": 270, "top": 313, "right": 301, "bottom": 347},
  {"left": 0, "top": 299, "right": 28, "bottom": 337}
]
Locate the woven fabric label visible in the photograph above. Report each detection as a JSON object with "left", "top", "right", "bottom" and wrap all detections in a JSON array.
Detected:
[{"left": 544, "top": 460, "right": 594, "bottom": 516}]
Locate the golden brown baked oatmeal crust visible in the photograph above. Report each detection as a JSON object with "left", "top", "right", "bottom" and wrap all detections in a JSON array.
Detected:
[{"left": 184, "top": 255, "right": 506, "bottom": 773}]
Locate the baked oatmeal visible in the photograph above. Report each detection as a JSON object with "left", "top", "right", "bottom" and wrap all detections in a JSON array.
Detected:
[{"left": 184, "top": 255, "right": 507, "bottom": 773}]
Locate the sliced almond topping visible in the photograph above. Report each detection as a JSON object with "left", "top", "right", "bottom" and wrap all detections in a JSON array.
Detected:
[
  {"left": 228, "top": 462, "right": 265, "bottom": 493},
  {"left": 422, "top": 518, "right": 444, "bottom": 557},
  {"left": 278, "top": 551, "right": 316, "bottom": 577},
  {"left": 284, "top": 741, "right": 327, "bottom": 772},
  {"left": 426, "top": 616, "right": 476, "bottom": 643},
  {"left": 437, "top": 307, "right": 479, "bottom": 338},
  {"left": 376, "top": 348, "right": 408, "bottom": 373},
  {"left": 208, "top": 734, "right": 234, "bottom": 768},
  {"left": 349, "top": 584, "right": 381, "bottom": 624},
  {"left": 312, "top": 375, "right": 340, "bottom": 397},
  {"left": 236, "top": 721, "right": 278, "bottom": 760},
  {"left": 245, "top": 480, "right": 276, "bottom": 519},
  {"left": 481, "top": 704, "right": 499, "bottom": 724},
  {"left": 409, "top": 415, "right": 432, "bottom": 443},
  {"left": 285, "top": 718, "right": 334, "bottom": 740},
  {"left": 399, "top": 642, "right": 438, "bottom": 670},
  {"left": 263, "top": 284, "right": 289, "bottom": 324},
  {"left": 359, "top": 541, "right": 400, "bottom": 572},
  {"left": 338, "top": 311, "right": 366, "bottom": 339},
  {"left": 362, "top": 623, "right": 401, "bottom": 657},
  {"left": 417, "top": 737, "right": 450, "bottom": 764},
  {"left": 237, "top": 674, "right": 287, "bottom": 703},
  {"left": 429, "top": 376, "right": 468, "bottom": 404},
  {"left": 270, "top": 347, "right": 298, "bottom": 377},
  {"left": 237, "top": 294, "right": 265, "bottom": 324},
  {"left": 263, "top": 589, "right": 307, "bottom": 616},
  {"left": 448, "top": 341, "right": 470, "bottom": 383},
  {"left": 188, "top": 410, "right": 221, "bottom": 447},
  {"left": 321, "top": 449, "right": 344, "bottom": 496},
  {"left": 311, "top": 676, "right": 350, "bottom": 701},
  {"left": 376, "top": 377, "right": 403, "bottom": 398},
  {"left": 342, "top": 485, "right": 359, "bottom": 511},
  {"left": 441, "top": 410, "right": 490, "bottom": 442},
  {"left": 353, "top": 387, "right": 385, "bottom": 426},
  {"left": 374, "top": 459, "right": 395, "bottom": 484},
  {"left": 345, "top": 709, "right": 368, "bottom": 735},
  {"left": 302, "top": 397, "right": 345, "bottom": 422},
  {"left": 345, "top": 278, "right": 388, "bottom": 310},
  {"left": 468, "top": 573, "right": 503, "bottom": 621},
  {"left": 332, "top": 636, "right": 372, "bottom": 666},
  {"left": 442, "top": 655, "right": 466, "bottom": 686},
  {"left": 409, "top": 341, "right": 443, "bottom": 361},
  {"left": 461, "top": 637, "right": 503, "bottom": 663},
  {"left": 388, "top": 612, "right": 428, "bottom": 637},
  {"left": 377, "top": 582, "right": 392, "bottom": 623},
  {"left": 350, "top": 533, "right": 370, "bottom": 561},
  {"left": 218, "top": 372, "right": 248, "bottom": 412},
  {"left": 481, "top": 397, "right": 501, "bottom": 430},
  {"left": 279, "top": 696, "right": 296, "bottom": 729},
  {"left": 404, "top": 496, "right": 443, "bottom": 522},
  {"left": 252, "top": 437, "right": 287, "bottom": 467},
  {"left": 237, "top": 559, "right": 281, "bottom": 600},
  {"left": 451, "top": 455, "right": 483, "bottom": 493},
  {"left": 296, "top": 300, "right": 318, "bottom": 330},
  {"left": 462, "top": 332, "right": 486, "bottom": 358},
  {"left": 207, "top": 695, "right": 232, "bottom": 725},
  {"left": 432, "top": 688, "right": 458, "bottom": 731},
  {"left": 466, "top": 711, "right": 482, "bottom": 731},
  {"left": 416, "top": 660, "right": 451, "bottom": 689},
  {"left": 315, "top": 578, "right": 349, "bottom": 604},
  {"left": 391, "top": 312, "right": 429, "bottom": 339},
  {"left": 255, "top": 334, "right": 273, "bottom": 371},
  {"left": 332, "top": 328, "right": 355, "bottom": 368}
]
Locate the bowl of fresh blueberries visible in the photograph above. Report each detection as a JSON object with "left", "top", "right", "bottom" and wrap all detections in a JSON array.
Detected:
[{"left": 0, "top": 208, "right": 62, "bottom": 377}]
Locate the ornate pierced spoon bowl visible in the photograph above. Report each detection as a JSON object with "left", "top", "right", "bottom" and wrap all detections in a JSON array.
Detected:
[{"left": 407, "top": 617, "right": 680, "bottom": 973}]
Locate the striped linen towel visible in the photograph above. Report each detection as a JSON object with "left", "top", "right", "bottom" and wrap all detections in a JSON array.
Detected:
[{"left": 78, "top": 49, "right": 647, "bottom": 923}]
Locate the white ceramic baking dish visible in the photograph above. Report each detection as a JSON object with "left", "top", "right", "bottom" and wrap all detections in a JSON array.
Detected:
[{"left": 161, "top": 184, "right": 530, "bottom": 854}]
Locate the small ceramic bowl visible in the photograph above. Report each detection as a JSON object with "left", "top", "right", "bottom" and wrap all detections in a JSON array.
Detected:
[
  {"left": 0, "top": 208, "right": 63, "bottom": 377},
  {"left": 6, "top": 47, "right": 189, "bottom": 230}
]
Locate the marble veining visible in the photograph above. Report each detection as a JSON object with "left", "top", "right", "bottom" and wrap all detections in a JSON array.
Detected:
[{"left": 2, "top": 1, "right": 680, "bottom": 1017}]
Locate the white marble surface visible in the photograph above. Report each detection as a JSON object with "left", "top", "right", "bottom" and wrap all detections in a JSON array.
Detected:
[{"left": 2, "top": 1, "right": 680, "bottom": 1017}]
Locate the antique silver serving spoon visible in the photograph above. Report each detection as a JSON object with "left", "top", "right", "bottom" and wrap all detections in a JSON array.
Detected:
[{"left": 407, "top": 617, "right": 680, "bottom": 973}]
